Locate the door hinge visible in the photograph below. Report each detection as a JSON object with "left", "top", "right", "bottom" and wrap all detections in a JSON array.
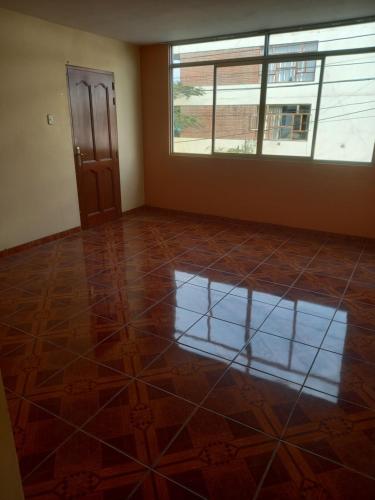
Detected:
[
  {"left": 113, "top": 97, "right": 116, "bottom": 106},
  {"left": 112, "top": 82, "right": 115, "bottom": 91}
]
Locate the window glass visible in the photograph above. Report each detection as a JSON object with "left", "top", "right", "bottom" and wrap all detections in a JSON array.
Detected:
[
  {"left": 269, "top": 22, "right": 375, "bottom": 53},
  {"left": 214, "top": 64, "right": 262, "bottom": 154},
  {"left": 262, "top": 60, "right": 322, "bottom": 156},
  {"left": 172, "top": 36, "right": 265, "bottom": 64},
  {"left": 172, "top": 65, "right": 214, "bottom": 154},
  {"left": 314, "top": 54, "right": 375, "bottom": 162}
]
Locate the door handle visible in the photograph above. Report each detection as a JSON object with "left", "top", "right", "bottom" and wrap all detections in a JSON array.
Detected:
[{"left": 75, "top": 146, "right": 82, "bottom": 167}]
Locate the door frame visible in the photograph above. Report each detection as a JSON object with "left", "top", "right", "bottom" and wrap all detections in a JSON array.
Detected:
[{"left": 66, "top": 64, "right": 121, "bottom": 229}]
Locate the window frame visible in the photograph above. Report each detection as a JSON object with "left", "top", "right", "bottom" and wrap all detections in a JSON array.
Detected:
[{"left": 169, "top": 16, "right": 375, "bottom": 165}]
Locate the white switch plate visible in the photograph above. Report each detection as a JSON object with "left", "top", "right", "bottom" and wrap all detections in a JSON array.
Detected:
[{"left": 47, "top": 114, "right": 54, "bottom": 125}]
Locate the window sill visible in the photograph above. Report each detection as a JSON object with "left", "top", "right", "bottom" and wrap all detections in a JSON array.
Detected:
[{"left": 169, "top": 151, "right": 374, "bottom": 167}]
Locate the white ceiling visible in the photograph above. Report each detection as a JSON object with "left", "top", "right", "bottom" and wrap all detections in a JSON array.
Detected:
[{"left": 0, "top": 0, "right": 374, "bottom": 44}]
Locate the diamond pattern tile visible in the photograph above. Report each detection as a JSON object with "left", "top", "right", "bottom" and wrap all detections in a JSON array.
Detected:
[{"left": 0, "top": 207, "right": 373, "bottom": 498}]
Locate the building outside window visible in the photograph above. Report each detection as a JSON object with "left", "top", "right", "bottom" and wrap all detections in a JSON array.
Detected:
[{"left": 170, "top": 20, "right": 375, "bottom": 162}]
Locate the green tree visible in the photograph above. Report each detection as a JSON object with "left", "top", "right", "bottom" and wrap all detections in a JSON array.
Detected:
[{"left": 173, "top": 82, "right": 206, "bottom": 137}]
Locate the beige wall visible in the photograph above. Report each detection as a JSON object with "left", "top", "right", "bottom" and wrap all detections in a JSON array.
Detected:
[
  {"left": 0, "top": 8, "right": 144, "bottom": 251},
  {"left": 141, "top": 44, "right": 375, "bottom": 238}
]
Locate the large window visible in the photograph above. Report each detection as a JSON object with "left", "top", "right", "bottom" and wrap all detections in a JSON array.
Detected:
[{"left": 170, "top": 19, "right": 375, "bottom": 163}]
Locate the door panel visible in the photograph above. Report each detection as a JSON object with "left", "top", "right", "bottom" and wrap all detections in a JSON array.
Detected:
[{"left": 67, "top": 67, "right": 121, "bottom": 228}]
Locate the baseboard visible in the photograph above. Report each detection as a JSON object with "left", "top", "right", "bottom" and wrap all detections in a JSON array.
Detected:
[
  {"left": 0, "top": 226, "right": 81, "bottom": 258},
  {"left": 0, "top": 206, "right": 147, "bottom": 259},
  {"left": 121, "top": 205, "right": 147, "bottom": 216},
  {"left": 142, "top": 204, "right": 374, "bottom": 241}
]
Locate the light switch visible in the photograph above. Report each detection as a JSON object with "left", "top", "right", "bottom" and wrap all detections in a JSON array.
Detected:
[{"left": 47, "top": 114, "right": 55, "bottom": 125}]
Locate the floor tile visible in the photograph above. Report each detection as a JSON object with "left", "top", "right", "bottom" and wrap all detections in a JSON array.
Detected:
[
  {"left": 88, "top": 292, "right": 154, "bottom": 324},
  {"left": 156, "top": 407, "right": 278, "bottom": 499},
  {"left": 352, "top": 262, "right": 375, "bottom": 285},
  {"left": 130, "top": 302, "right": 203, "bottom": 341},
  {"left": 210, "top": 255, "right": 259, "bottom": 276},
  {"left": 84, "top": 379, "right": 196, "bottom": 466},
  {"left": 0, "top": 322, "right": 32, "bottom": 353},
  {"left": 84, "top": 326, "right": 172, "bottom": 376},
  {"left": 130, "top": 471, "right": 204, "bottom": 499},
  {"left": 188, "top": 268, "right": 243, "bottom": 294},
  {"left": 335, "top": 299, "right": 375, "bottom": 331},
  {"left": 236, "top": 331, "right": 318, "bottom": 385},
  {"left": 140, "top": 343, "right": 229, "bottom": 404},
  {"left": 307, "top": 256, "right": 356, "bottom": 279},
  {"left": 179, "top": 249, "right": 222, "bottom": 267},
  {"left": 29, "top": 356, "right": 131, "bottom": 426},
  {"left": 322, "top": 321, "right": 375, "bottom": 364},
  {"left": 129, "top": 272, "right": 184, "bottom": 302},
  {"left": 179, "top": 316, "right": 255, "bottom": 361},
  {"left": 0, "top": 338, "right": 77, "bottom": 397},
  {"left": 278, "top": 288, "right": 339, "bottom": 319},
  {"left": 279, "top": 241, "right": 321, "bottom": 257},
  {"left": 229, "top": 277, "right": 289, "bottom": 306},
  {"left": 306, "top": 350, "right": 375, "bottom": 409},
  {"left": 266, "top": 250, "right": 311, "bottom": 269},
  {"left": 1, "top": 209, "right": 374, "bottom": 499},
  {"left": 284, "top": 387, "right": 375, "bottom": 478},
  {"left": 0, "top": 265, "right": 49, "bottom": 292},
  {"left": 209, "top": 295, "right": 274, "bottom": 329},
  {"left": 0, "top": 287, "right": 40, "bottom": 320},
  {"left": 203, "top": 362, "right": 301, "bottom": 437},
  {"left": 23, "top": 430, "right": 148, "bottom": 499},
  {"left": 294, "top": 271, "right": 347, "bottom": 297},
  {"left": 6, "top": 396, "right": 75, "bottom": 479},
  {"left": 260, "top": 307, "right": 331, "bottom": 347},
  {"left": 227, "top": 240, "right": 278, "bottom": 261},
  {"left": 345, "top": 280, "right": 375, "bottom": 307},
  {"left": 163, "top": 283, "right": 226, "bottom": 315},
  {"left": 257, "top": 442, "right": 375, "bottom": 499},
  {"left": 40, "top": 310, "right": 122, "bottom": 354},
  {"left": 251, "top": 263, "right": 301, "bottom": 286},
  {"left": 2, "top": 298, "right": 81, "bottom": 336},
  {"left": 154, "top": 261, "right": 205, "bottom": 283}
]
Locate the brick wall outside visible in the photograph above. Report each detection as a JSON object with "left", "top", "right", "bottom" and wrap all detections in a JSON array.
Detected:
[
  {"left": 178, "top": 105, "right": 258, "bottom": 140},
  {"left": 180, "top": 61, "right": 262, "bottom": 86}
]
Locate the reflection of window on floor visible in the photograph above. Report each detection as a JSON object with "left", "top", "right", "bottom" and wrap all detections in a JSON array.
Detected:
[
  {"left": 174, "top": 271, "right": 252, "bottom": 359},
  {"left": 174, "top": 270, "right": 349, "bottom": 401}
]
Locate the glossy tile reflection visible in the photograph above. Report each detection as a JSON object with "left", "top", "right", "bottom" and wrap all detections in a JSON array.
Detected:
[{"left": 1, "top": 207, "right": 375, "bottom": 497}]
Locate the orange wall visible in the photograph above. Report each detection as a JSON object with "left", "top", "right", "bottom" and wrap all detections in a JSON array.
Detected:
[{"left": 140, "top": 44, "right": 375, "bottom": 238}]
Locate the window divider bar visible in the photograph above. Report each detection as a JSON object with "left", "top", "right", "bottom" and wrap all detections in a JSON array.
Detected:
[
  {"left": 310, "top": 57, "right": 326, "bottom": 160},
  {"left": 168, "top": 15, "right": 375, "bottom": 47},
  {"left": 170, "top": 45, "right": 375, "bottom": 69},
  {"left": 211, "top": 65, "right": 218, "bottom": 154},
  {"left": 256, "top": 59, "right": 269, "bottom": 155}
]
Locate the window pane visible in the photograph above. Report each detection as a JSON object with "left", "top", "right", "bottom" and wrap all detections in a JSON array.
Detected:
[
  {"left": 314, "top": 54, "right": 375, "bottom": 162},
  {"left": 214, "top": 64, "right": 262, "bottom": 154},
  {"left": 263, "top": 60, "right": 322, "bottom": 156},
  {"left": 270, "top": 22, "right": 375, "bottom": 53},
  {"left": 172, "top": 65, "right": 214, "bottom": 154},
  {"left": 172, "top": 36, "right": 265, "bottom": 64}
]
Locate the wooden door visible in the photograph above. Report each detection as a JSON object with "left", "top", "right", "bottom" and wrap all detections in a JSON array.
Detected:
[{"left": 67, "top": 66, "right": 122, "bottom": 228}]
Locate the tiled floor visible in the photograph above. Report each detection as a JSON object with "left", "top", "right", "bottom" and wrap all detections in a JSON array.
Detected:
[{"left": 1, "top": 207, "right": 375, "bottom": 499}]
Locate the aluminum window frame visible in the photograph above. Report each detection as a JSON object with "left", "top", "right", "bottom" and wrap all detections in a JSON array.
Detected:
[{"left": 169, "top": 16, "right": 375, "bottom": 165}]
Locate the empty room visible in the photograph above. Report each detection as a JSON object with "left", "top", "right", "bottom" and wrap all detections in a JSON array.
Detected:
[{"left": 0, "top": 0, "right": 375, "bottom": 498}]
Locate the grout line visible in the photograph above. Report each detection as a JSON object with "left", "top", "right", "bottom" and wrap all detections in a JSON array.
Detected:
[
  {"left": 3, "top": 212, "right": 373, "bottom": 496},
  {"left": 251, "top": 243, "right": 367, "bottom": 498}
]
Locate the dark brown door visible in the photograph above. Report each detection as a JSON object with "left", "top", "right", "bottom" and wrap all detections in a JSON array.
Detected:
[{"left": 67, "top": 66, "right": 122, "bottom": 228}]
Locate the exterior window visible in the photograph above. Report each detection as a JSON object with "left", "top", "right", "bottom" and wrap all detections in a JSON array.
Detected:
[
  {"left": 171, "top": 20, "right": 375, "bottom": 163},
  {"left": 265, "top": 105, "right": 311, "bottom": 140},
  {"left": 268, "top": 43, "right": 318, "bottom": 82}
]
